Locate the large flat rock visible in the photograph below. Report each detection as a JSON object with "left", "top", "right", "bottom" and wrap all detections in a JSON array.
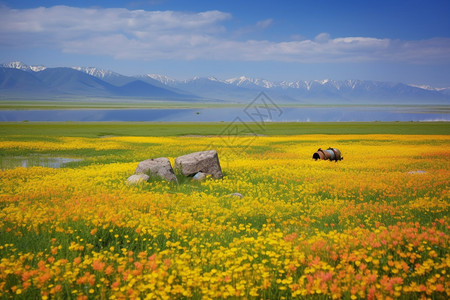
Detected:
[
  {"left": 174, "top": 150, "right": 222, "bottom": 179},
  {"left": 135, "top": 157, "right": 177, "bottom": 182},
  {"left": 126, "top": 174, "right": 150, "bottom": 185}
]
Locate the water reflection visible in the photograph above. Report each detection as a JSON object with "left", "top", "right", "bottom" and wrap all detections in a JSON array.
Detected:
[
  {"left": 1, "top": 156, "right": 83, "bottom": 169},
  {"left": 0, "top": 106, "right": 448, "bottom": 122}
]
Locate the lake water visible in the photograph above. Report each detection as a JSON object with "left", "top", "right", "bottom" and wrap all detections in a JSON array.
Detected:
[
  {"left": 0, "top": 106, "right": 448, "bottom": 122},
  {"left": 0, "top": 156, "right": 83, "bottom": 169}
]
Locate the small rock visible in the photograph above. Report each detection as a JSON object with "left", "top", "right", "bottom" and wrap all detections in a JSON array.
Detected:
[
  {"left": 192, "top": 172, "right": 207, "bottom": 181},
  {"left": 175, "top": 150, "right": 223, "bottom": 179},
  {"left": 407, "top": 170, "right": 426, "bottom": 174},
  {"left": 135, "top": 157, "right": 178, "bottom": 182},
  {"left": 229, "top": 192, "right": 243, "bottom": 198},
  {"left": 127, "top": 174, "right": 150, "bottom": 185}
]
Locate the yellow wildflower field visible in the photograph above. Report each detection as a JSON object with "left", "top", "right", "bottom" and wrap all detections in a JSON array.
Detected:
[{"left": 0, "top": 134, "right": 449, "bottom": 299}]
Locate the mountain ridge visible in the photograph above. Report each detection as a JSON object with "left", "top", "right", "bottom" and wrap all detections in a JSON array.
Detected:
[
  {"left": 0, "top": 63, "right": 194, "bottom": 100},
  {"left": 1, "top": 61, "right": 449, "bottom": 104}
]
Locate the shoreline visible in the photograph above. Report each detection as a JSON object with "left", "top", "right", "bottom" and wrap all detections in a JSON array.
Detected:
[
  {"left": 0, "top": 100, "right": 449, "bottom": 111},
  {"left": 0, "top": 121, "right": 448, "bottom": 137}
]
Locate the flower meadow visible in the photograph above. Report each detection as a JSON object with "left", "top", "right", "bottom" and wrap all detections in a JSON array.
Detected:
[{"left": 0, "top": 133, "right": 449, "bottom": 299}]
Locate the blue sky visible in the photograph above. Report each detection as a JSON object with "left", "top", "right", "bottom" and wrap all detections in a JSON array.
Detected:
[{"left": 1, "top": 0, "right": 449, "bottom": 87}]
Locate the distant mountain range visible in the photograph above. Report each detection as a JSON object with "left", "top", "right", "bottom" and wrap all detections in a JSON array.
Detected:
[
  {"left": 0, "top": 62, "right": 196, "bottom": 101},
  {"left": 1, "top": 61, "right": 449, "bottom": 104}
]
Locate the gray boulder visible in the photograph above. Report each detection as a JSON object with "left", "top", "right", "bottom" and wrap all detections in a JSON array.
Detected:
[
  {"left": 175, "top": 150, "right": 223, "bottom": 179},
  {"left": 228, "top": 192, "right": 243, "bottom": 198},
  {"left": 135, "top": 157, "right": 178, "bottom": 182},
  {"left": 407, "top": 170, "right": 426, "bottom": 174},
  {"left": 127, "top": 174, "right": 150, "bottom": 185}
]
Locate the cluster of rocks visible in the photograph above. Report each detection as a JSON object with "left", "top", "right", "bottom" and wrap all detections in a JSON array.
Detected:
[{"left": 127, "top": 150, "right": 222, "bottom": 185}]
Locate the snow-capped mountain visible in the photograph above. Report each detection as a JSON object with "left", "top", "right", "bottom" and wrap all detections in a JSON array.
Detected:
[
  {"left": 131, "top": 72, "right": 450, "bottom": 103},
  {"left": 2, "top": 61, "right": 47, "bottom": 72},
  {"left": 71, "top": 67, "right": 121, "bottom": 79},
  {"left": 183, "top": 76, "right": 224, "bottom": 84},
  {"left": 225, "top": 76, "right": 275, "bottom": 89},
  {"left": 143, "top": 74, "right": 177, "bottom": 86},
  {"left": 71, "top": 66, "right": 137, "bottom": 86},
  {"left": 0, "top": 62, "right": 193, "bottom": 100},
  {"left": 72, "top": 67, "right": 142, "bottom": 86},
  {"left": 407, "top": 84, "right": 448, "bottom": 92},
  {"left": 1, "top": 61, "right": 449, "bottom": 104}
]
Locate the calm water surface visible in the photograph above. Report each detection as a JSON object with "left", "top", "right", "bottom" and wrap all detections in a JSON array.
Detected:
[
  {"left": 0, "top": 107, "right": 448, "bottom": 122},
  {"left": 0, "top": 156, "right": 82, "bottom": 169}
]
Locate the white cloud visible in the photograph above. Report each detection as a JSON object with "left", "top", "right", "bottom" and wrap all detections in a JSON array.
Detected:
[
  {"left": 231, "top": 18, "right": 273, "bottom": 38},
  {"left": 314, "top": 33, "right": 330, "bottom": 43},
  {"left": 0, "top": 6, "right": 230, "bottom": 34},
  {"left": 255, "top": 18, "right": 273, "bottom": 29},
  {"left": 0, "top": 6, "right": 449, "bottom": 64}
]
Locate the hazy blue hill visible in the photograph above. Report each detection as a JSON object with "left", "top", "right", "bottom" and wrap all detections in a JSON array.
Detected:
[
  {"left": 0, "top": 67, "right": 51, "bottom": 94},
  {"left": 335, "top": 81, "right": 448, "bottom": 104},
  {"left": 69, "top": 68, "right": 196, "bottom": 99},
  {"left": 245, "top": 80, "right": 450, "bottom": 104},
  {"left": 70, "top": 67, "right": 136, "bottom": 87},
  {"left": 98, "top": 74, "right": 136, "bottom": 87},
  {"left": 1, "top": 61, "right": 449, "bottom": 104},
  {"left": 133, "top": 75, "right": 170, "bottom": 88},
  {"left": 115, "top": 80, "right": 195, "bottom": 99},
  {"left": 0, "top": 66, "right": 192, "bottom": 100},
  {"left": 440, "top": 88, "right": 450, "bottom": 96},
  {"left": 173, "top": 78, "right": 258, "bottom": 102},
  {"left": 134, "top": 75, "right": 192, "bottom": 96},
  {"left": 34, "top": 67, "right": 116, "bottom": 96}
]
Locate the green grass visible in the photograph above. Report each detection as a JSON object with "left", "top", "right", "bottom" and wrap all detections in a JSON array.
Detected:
[
  {"left": 1, "top": 99, "right": 450, "bottom": 111},
  {"left": 0, "top": 121, "right": 448, "bottom": 137}
]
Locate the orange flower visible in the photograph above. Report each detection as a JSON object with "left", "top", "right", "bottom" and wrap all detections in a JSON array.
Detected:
[
  {"left": 105, "top": 265, "right": 114, "bottom": 275},
  {"left": 92, "top": 260, "right": 105, "bottom": 271}
]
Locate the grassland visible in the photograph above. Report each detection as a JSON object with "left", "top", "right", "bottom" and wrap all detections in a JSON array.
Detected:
[
  {"left": 0, "top": 121, "right": 449, "bottom": 137},
  {"left": 1, "top": 99, "right": 449, "bottom": 112},
  {"left": 0, "top": 123, "right": 449, "bottom": 299}
]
